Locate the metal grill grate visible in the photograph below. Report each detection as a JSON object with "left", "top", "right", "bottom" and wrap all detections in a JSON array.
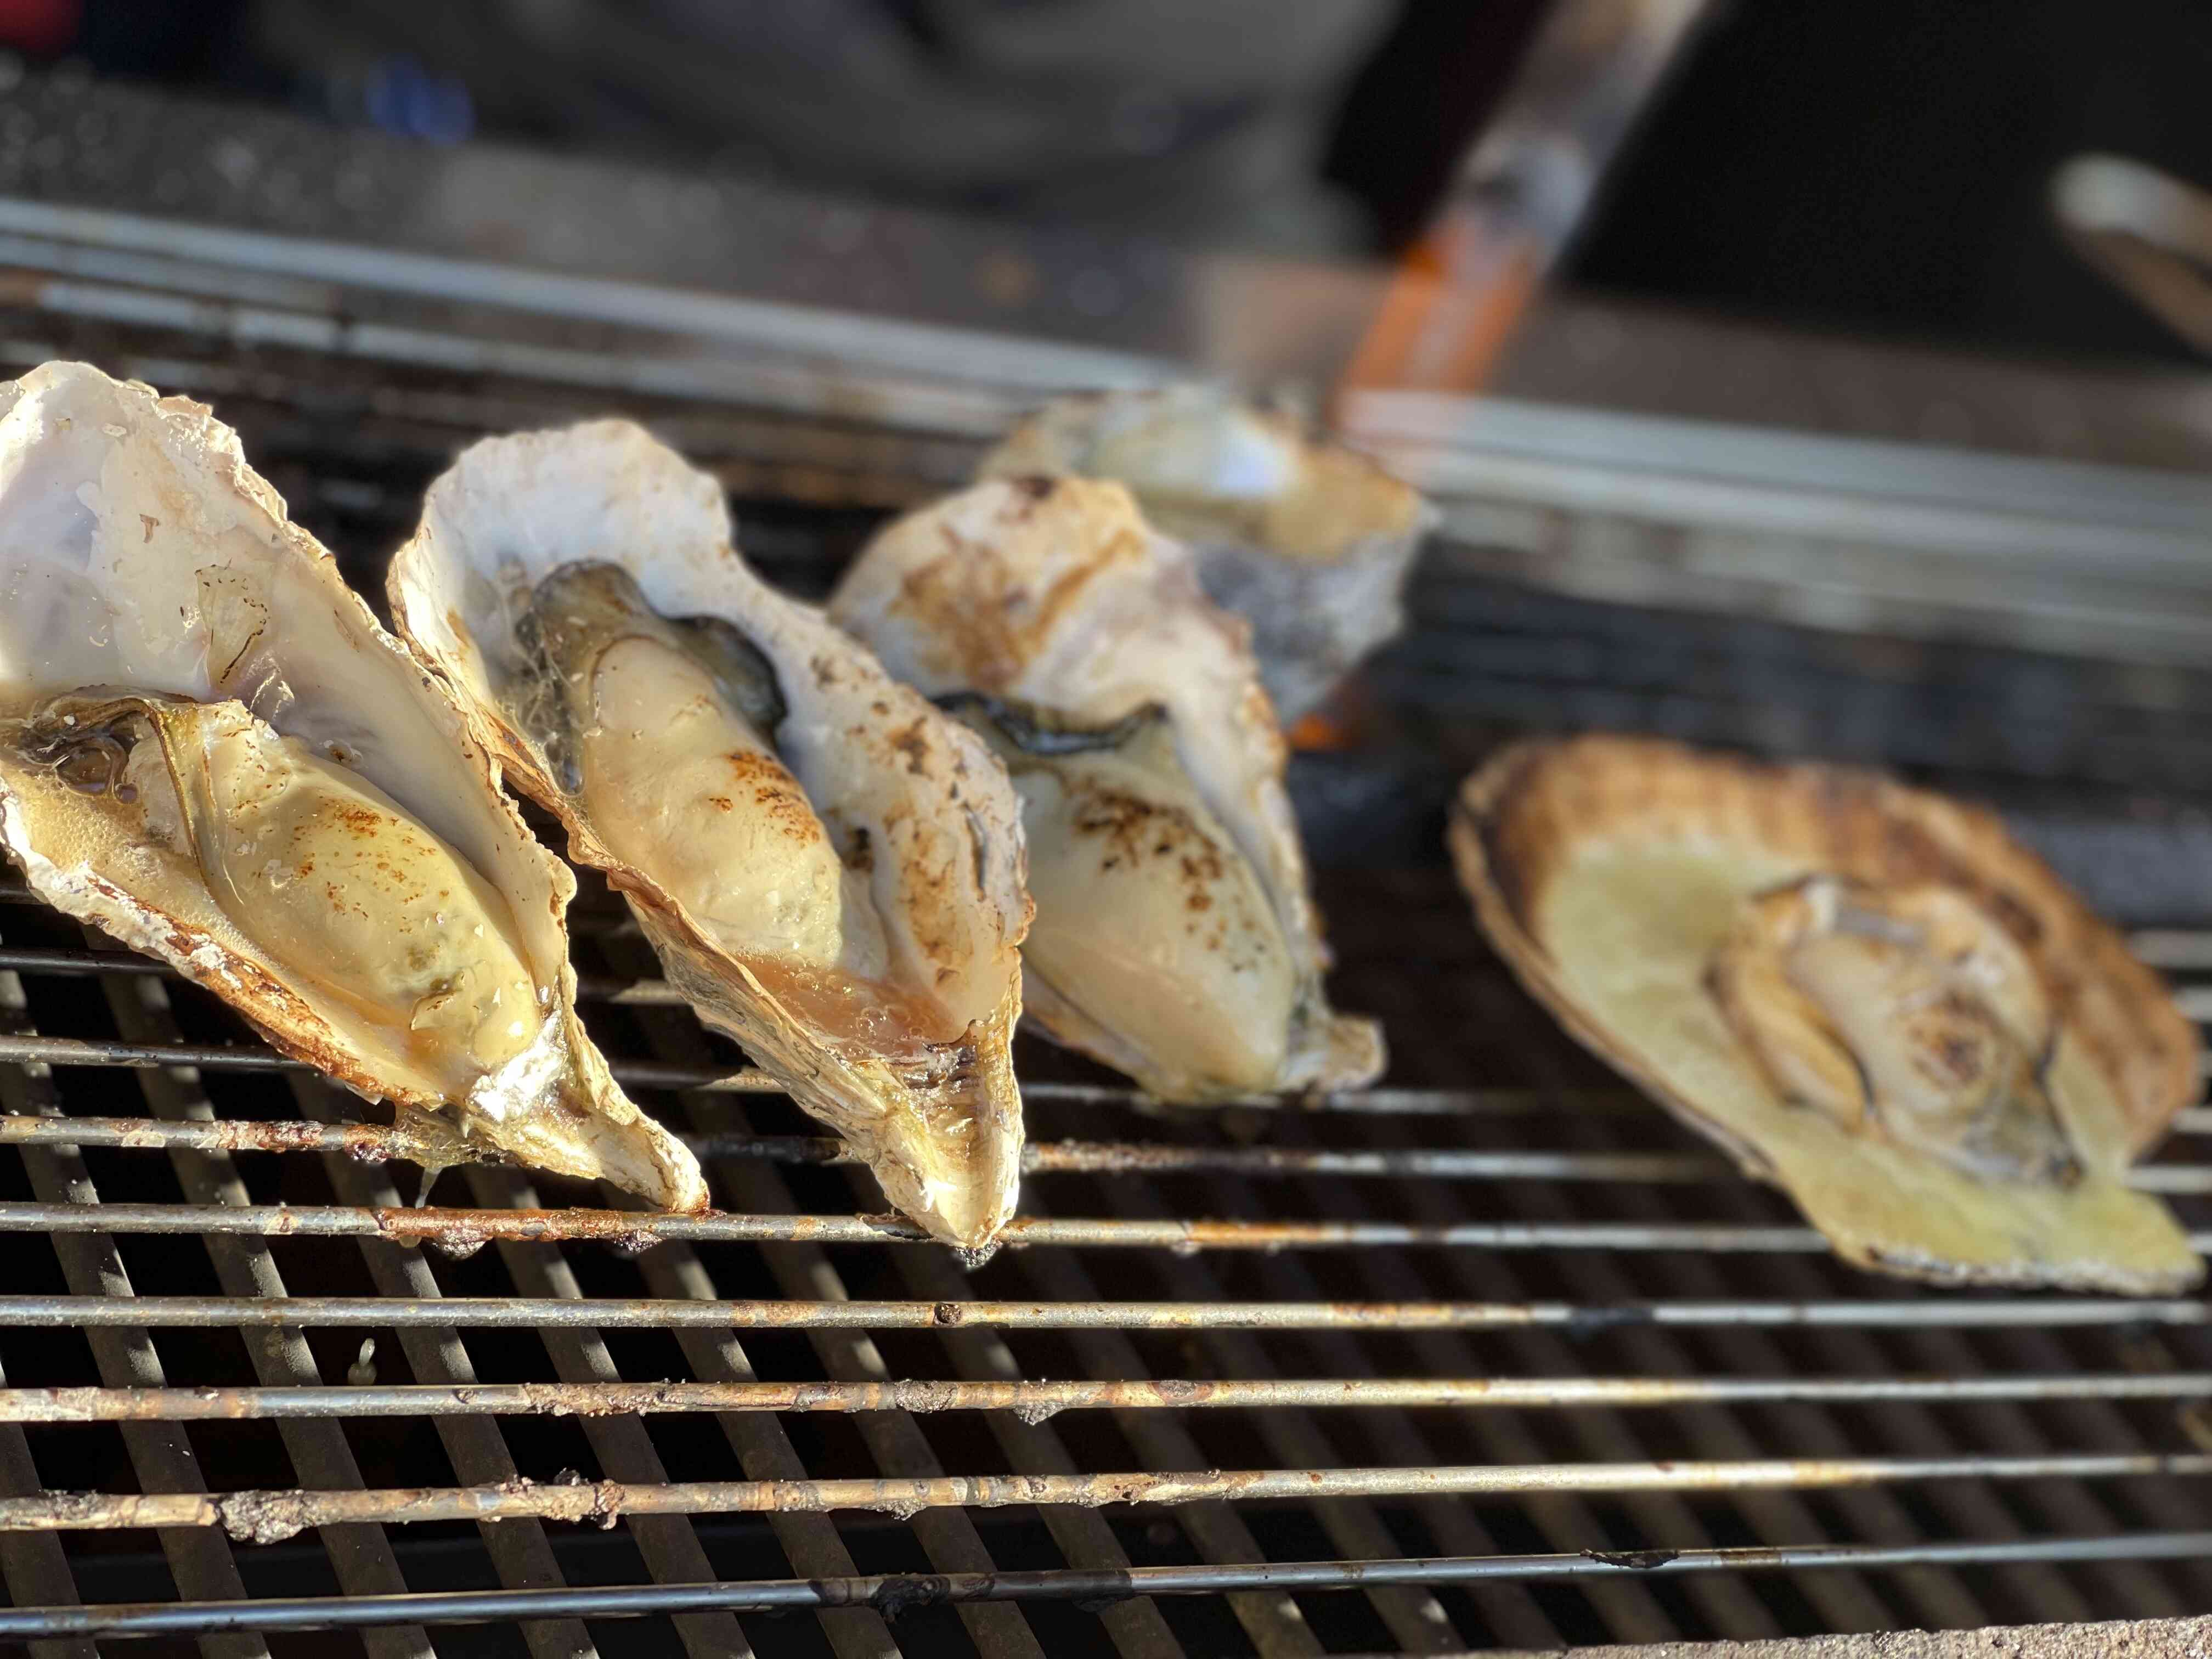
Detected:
[
  {"left": 1, "top": 111, "right": 2211, "bottom": 1650},
  {"left": 0, "top": 854, "right": 2210, "bottom": 1657}
]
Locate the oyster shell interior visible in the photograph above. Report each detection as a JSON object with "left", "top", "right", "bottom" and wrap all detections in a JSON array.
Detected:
[
  {"left": 978, "top": 387, "right": 1434, "bottom": 721},
  {"left": 386, "top": 422, "right": 1030, "bottom": 1249},
  {"left": 1452, "top": 735, "right": 2201, "bottom": 1293},
  {"left": 831, "top": 475, "right": 1384, "bottom": 1103},
  {"left": 0, "top": 362, "right": 703, "bottom": 1210}
]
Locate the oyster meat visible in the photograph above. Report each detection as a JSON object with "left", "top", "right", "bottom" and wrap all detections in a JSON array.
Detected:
[
  {"left": 978, "top": 387, "right": 1434, "bottom": 723},
  {"left": 386, "top": 421, "right": 1031, "bottom": 1249},
  {"left": 0, "top": 362, "right": 703, "bottom": 1210},
  {"left": 1452, "top": 735, "right": 2202, "bottom": 1293},
  {"left": 831, "top": 475, "right": 1383, "bottom": 1103}
]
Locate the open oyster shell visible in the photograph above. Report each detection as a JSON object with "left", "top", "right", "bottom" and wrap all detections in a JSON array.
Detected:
[
  {"left": 386, "top": 421, "right": 1031, "bottom": 1249},
  {"left": 977, "top": 387, "right": 1435, "bottom": 723},
  {"left": 1452, "top": 735, "right": 2201, "bottom": 1293},
  {"left": 831, "top": 475, "right": 1384, "bottom": 1103},
  {"left": 0, "top": 362, "right": 703, "bottom": 1211}
]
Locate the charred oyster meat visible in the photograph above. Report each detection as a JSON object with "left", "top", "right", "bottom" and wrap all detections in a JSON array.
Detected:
[
  {"left": 386, "top": 421, "right": 1031, "bottom": 1250},
  {"left": 1452, "top": 735, "right": 2201, "bottom": 1293},
  {"left": 0, "top": 362, "right": 703, "bottom": 1211},
  {"left": 831, "top": 475, "right": 1383, "bottom": 1103}
]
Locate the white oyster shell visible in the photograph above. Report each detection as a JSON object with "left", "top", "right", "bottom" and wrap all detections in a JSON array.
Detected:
[
  {"left": 0, "top": 362, "right": 703, "bottom": 1211},
  {"left": 978, "top": 387, "right": 1435, "bottom": 723},
  {"left": 386, "top": 421, "right": 1031, "bottom": 1249},
  {"left": 831, "top": 475, "right": 1384, "bottom": 1102}
]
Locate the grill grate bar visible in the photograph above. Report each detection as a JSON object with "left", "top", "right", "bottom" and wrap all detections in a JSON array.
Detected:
[
  {"left": 9, "top": 1454, "right": 2212, "bottom": 1537},
  {"left": 11, "top": 1013, "right": 2212, "bottom": 1132},
  {"left": 57, "top": 960, "right": 2212, "bottom": 1134},
  {"left": 0, "top": 1031, "right": 786, "bottom": 1094},
  {"left": 0, "top": 1199, "right": 1842, "bottom": 1252},
  {"left": 24, "top": 939, "right": 2212, "bottom": 1104},
  {"left": 9, "top": 1294, "right": 2200, "bottom": 1330},
  {"left": 0, "top": 1114, "right": 1730, "bottom": 1183},
  {"left": 18, "top": 1109, "right": 2212, "bottom": 1192},
  {"left": 0, "top": 1029, "right": 1658, "bottom": 1117},
  {"left": 0, "top": 944, "right": 692, "bottom": 1007},
  {"left": 10, "top": 1535, "right": 2212, "bottom": 1641},
  {"left": 2126, "top": 932, "right": 2212, "bottom": 968}
]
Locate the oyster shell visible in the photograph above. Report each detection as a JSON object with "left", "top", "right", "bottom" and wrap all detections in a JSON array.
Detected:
[
  {"left": 830, "top": 475, "right": 1384, "bottom": 1102},
  {"left": 385, "top": 421, "right": 1031, "bottom": 1249},
  {"left": 1452, "top": 735, "right": 2202, "bottom": 1293},
  {"left": 978, "top": 387, "right": 1434, "bottom": 723},
  {"left": 0, "top": 362, "right": 703, "bottom": 1211}
]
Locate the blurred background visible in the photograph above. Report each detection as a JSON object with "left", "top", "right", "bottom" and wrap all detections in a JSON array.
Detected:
[
  {"left": 4, "top": 0, "right": 2212, "bottom": 910},
  {"left": 12, "top": 0, "right": 2212, "bottom": 360}
]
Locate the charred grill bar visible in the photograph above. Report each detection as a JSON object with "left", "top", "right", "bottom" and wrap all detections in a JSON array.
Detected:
[{"left": 0, "top": 70, "right": 2208, "bottom": 1659}]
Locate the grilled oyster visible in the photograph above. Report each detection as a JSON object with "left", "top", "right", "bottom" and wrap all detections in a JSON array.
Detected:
[
  {"left": 978, "top": 387, "right": 1434, "bottom": 723},
  {"left": 0, "top": 362, "right": 703, "bottom": 1210},
  {"left": 386, "top": 421, "right": 1030, "bottom": 1249},
  {"left": 831, "top": 475, "right": 1383, "bottom": 1102},
  {"left": 1452, "top": 735, "right": 2201, "bottom": 1293}
]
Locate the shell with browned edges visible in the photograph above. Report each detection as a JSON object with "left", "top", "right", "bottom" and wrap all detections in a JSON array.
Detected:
[
  {"left": 1452, "top": 735, "right": 2201, "bottom": 1293},
  {"left": 0, "top": 362, "right": 703, "bottom": 1211},
  {"left": 387, "top": 421, "right": 1031, "bottom": 1250}
]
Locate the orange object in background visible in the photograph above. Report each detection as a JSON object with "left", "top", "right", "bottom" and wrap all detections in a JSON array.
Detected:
[
  {"left": 1338, "top": 222, "right": 1544, "bottom": 399},
  {"left": 0, "top": 0, "right": 77, "bottom": 55},
  {"left": 1288, "top": 672, "right": 1386, "bottom": 754}
]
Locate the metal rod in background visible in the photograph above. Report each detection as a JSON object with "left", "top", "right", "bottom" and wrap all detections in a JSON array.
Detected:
[
  {"left": 0, "top": 1199, "right": 1832, "bottom": 1255},
  {"left": 8, "top": 1455, "right": 2211, "bottom": 1542},
  {"left": 5, "top": 1374, "right": 2210, "bottom": 1425},
  {"left": 0, "top": 1294, "right": 2200, "bottom": 1333},
  {"left": 7, "top": 1533, "right": 2210, "bottom": 1640}
]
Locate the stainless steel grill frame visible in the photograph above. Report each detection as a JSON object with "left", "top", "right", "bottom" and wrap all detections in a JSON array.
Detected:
[{"left": 1, "top": 70, "right": 2211, "bottom": 1659}]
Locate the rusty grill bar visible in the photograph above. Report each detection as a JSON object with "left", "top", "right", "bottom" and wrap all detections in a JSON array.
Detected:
[
  {"left": 0, "top": 87, "right": 2210, "bottom": 1654},
  {"left": 12, "top": 1453, "right": 2212, "bottom": 1538},
  {"left": 10, "top": 1375, "right": 2212, "bottom": 1424}
]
